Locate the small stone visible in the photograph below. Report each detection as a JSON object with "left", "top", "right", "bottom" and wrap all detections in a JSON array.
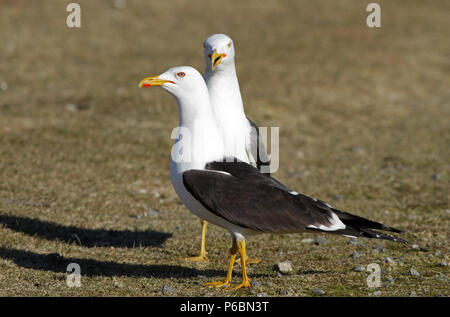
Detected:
[
  {"left": 350, "top": 146, "right": 366, "bottom": 155},
  {"left": 434, "top": 250, "right": 442, "bottom": 256},
  {"left": 349, "top": 251, "right": 361, "bottom": 259},
  {"left": 445, "top": 209, "right": 450, "bottom": 215},
  {"left": 347, "top": 238, "right": 359, "bottom": 245},
  {"left": 384, "top": 257, "right": 395, "bottom": 264},
  {"left": 373, "top": 244, "right": 385, "bottom": 252},
  {"left": 437, "top": 261, "right": 448, "bottom": 267},
  {"left": 408, "top": 214, "right": 417, "bottom": 220},
  {"left": 301, "top": 238, "right": 314, "bottom": 243},
  {"left": 112, "top": 0, "right": 127, "bottom": 9},
  {"left": 280, "top": 290, "right": 292, "bottom": 295},
  {"left": 296, "top": 150, "right": 305, "bottom": 158},
  {"left": 250, "top": 280, "right": 261, "bottom": 287},
  {"left": 153, "top": 191, "right": 161, "bottom": 198},
  {"left": 6, "top": 41, "right": 15, "bottom": 51},
  {"left": 266, "top": 281, "right": 273, "bottom": 287},
  {"left": 384, "top": 277, "right": 395, "bottom": 284},
  {"left": 146, "top": 209, "right": 163, "bottom": 216},
  {"left": 312, "top": 288, "right": 325, "bottom": 295},
  {"left": 162, "top": 285, "right": 174, "bottom": 295},
  {"left": 353, "top": 265, "right": 365, "bottom": 272},
  {"left": 138, "top": 188, "right": 147, "bottom": 194},
  {"left": 409, "top": 268, "right": 420, "bottom": 276},
  {"left": 65, "top": 103, "right": 79, "bottom": 112},
  {"left": 65, "top": 103, "right": 88, "bottom": 112},
  {"left": 332, "top": 194, "right": 343, "bottom": 201},
  {"left": 409, "top": 291, "right": 418, "bottom": 297},
  {"left": 372, "top": 290, "right": 382, "bottom": 296},
  {"left": 274, "top": 261, "right": 293, "bottom": 274},
  {"left": 314, "top": 236, "right": 327, "bottom": 245},
  {"left": 135, "top": 209, "right": 163, "bottom": 218},
  {"left": 435, "top": 273, "right": 448, "bottom": 281},
  {"left": 0, "top": 82, "right": 8, "bottom": 91},
  {"left": 112, "top": 278, "right": 123, "bottom": 288},
  {"left": 410, "top": 244, "right": 428, "bottom": 251},
  {"left": 257, "top": 292, "right": 268, "bottom": 297},
  {"left": 431, "top": 174, "right": 440, "bottom": 180}
]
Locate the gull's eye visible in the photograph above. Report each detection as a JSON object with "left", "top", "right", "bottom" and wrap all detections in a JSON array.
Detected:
[
  {"left": 177, "top": 72, "right": 185, "bottom": 78},
  {"left": 227, "top": 42, "right": 232, "bottom": 48}
]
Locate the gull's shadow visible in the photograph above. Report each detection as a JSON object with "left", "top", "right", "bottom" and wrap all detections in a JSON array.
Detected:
[
  {"left": 0, "top": 214, "right": 172, "bottom": 248},
  {"left": 0, "top": 247, "right": 223, "bottom": 278}
]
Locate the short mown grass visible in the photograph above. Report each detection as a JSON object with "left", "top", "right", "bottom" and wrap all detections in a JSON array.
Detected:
[{"left": 0, "top": 0, "right": 448, "bottom": 296}]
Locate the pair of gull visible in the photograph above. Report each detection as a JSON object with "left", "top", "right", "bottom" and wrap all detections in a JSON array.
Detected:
[{"left": 138, "top": 34, "right": 406, "bottom": 289}]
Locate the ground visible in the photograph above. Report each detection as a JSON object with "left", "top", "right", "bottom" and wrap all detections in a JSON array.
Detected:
[{"left": 0, "top": 0, "right": 448, "bottom": 297}]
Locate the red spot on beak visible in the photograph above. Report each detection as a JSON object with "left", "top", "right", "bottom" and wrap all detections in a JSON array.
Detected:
[{"left": 142, "top": 83, "right": 152, "bottom": 88}]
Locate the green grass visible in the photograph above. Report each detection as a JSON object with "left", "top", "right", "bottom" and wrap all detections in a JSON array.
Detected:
[{"left": 0, "top": 0, "right": 448, "bottom": 296}]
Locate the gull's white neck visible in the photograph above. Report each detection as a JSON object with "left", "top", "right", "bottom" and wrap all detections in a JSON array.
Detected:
[
  {"left": 204, "top": 65, "right": 246, "bottom": 118},
  {"left": 204, "top": 63, "right": 250, "bottom": 161},
  {"left": 172, "top": 90, "right": 224, "bottom": 172},
  {"left": 168, "top": 83, "right": 226, "bottom": 225}
]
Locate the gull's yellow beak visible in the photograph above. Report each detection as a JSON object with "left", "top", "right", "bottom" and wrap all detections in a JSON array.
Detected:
[
  {"left": 138, "top": 76, "right": 174, "bottom": 88},
  {"left": 209, "top": 49, "right": 227, "bottom": 70}
]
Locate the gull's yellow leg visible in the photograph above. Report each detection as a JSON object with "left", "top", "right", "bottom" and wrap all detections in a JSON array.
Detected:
[
  {"left": 204, "top": 239, "right": 238, "bottom": 288},
  {"left": 185, "top": 219, "right": 209, "bottom": 262},
  {"left": 232, "top": 240, "right": 251, "bottom": 290}
]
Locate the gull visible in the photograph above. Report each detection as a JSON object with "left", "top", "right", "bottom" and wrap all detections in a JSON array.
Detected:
[
  {"left": 183, "top": 34, "right": 271, "bottom": 262},
  {"left": 138, "top": 66, "right": 407, "bottom": 289}
]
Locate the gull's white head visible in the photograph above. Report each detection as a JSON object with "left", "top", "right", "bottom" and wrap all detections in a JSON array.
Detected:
[
  {"left": 138, "top": 66, "right": 224, "bottom": 162},
  {"left": 138, "top": 66, "right": 208, "bottom": 102},
  {"left": 203, "top": 34, "right": 235, "bottom": 72}
]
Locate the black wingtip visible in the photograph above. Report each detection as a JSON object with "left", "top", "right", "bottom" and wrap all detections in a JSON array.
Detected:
[
  {"left": 314, "top": 226, "right": 409, "bottom": 245},
  {"left": 359, "top": 228, "right": 409, "bottom": 245},
  {"left": 332, "top": 209, "right": 406, "bottom": 235}
]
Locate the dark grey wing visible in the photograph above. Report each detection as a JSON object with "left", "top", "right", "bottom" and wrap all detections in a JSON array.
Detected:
[
  {"left": 247, "top": 118, "right": 271, "bottom": 176},
  {"left": 183, "top": 161, "right": 343, "bottom": 233},
  {"left": 183, "top": 160, "right": 407, "bottom": 243}
]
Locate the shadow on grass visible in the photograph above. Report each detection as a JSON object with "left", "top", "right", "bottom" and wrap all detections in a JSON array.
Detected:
[
  {"left": 0, "top": 247, "right": 223, "bottom": 278},
  {"left": 0, "top": 214, "right": 172, "bottom": 248}
]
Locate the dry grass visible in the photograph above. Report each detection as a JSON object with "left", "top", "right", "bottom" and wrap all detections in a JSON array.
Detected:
[{"left": 0, "top": 0, "right": 448, "bottom": 296}]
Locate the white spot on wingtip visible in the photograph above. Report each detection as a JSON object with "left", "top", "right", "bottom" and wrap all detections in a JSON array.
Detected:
[{"left": 307, "top": 212, "right": 346, "bottom": 231}]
